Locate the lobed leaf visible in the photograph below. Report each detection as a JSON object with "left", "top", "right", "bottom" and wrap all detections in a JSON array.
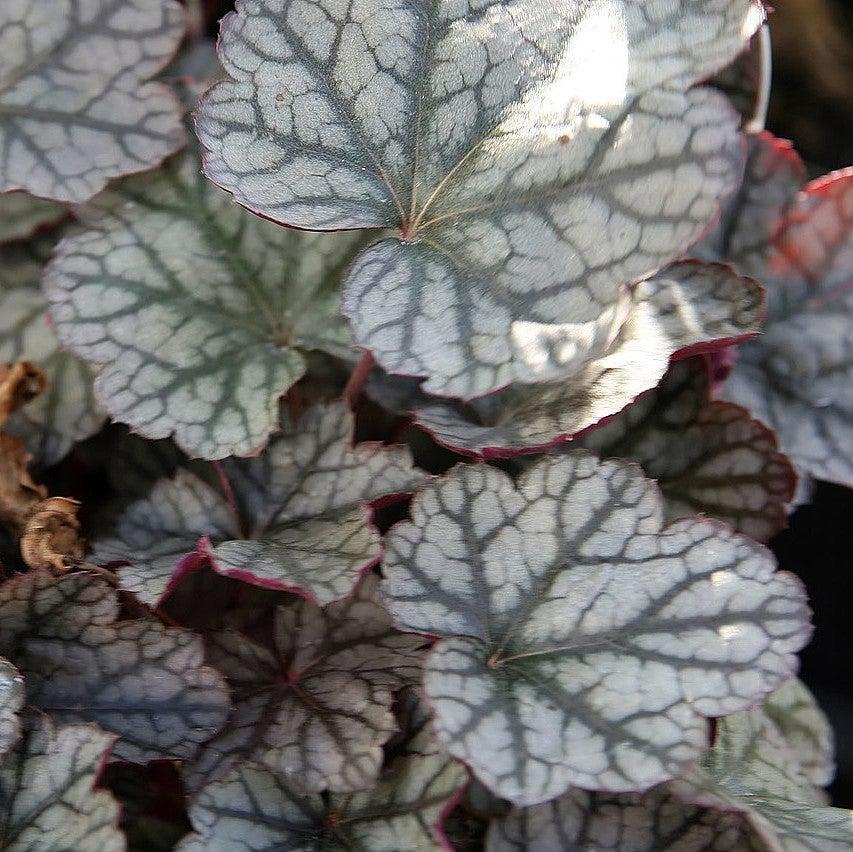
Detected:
[
  {"left": 0, "top": 0, "right": 186, "bottom": 203},
  {"left": 382, "top": 455, "right": 811, "bottom": 805},
  {"left": 92, "top": 402, "right": 428, "bottom": 606},
  {"left": 0, "top": 192, "right": 66, "bottom": 243},
  {"left": 181, "top": 724, "right": 466, "bottom": 851},
  {"left": 197, "top": 0, "right": 761, "bottom": 397},
  {"left": 0, "top": 227, "right": 104, "bottom": 465},
  {"left": 44, "top": 145, "right": 371, "bottom": 459},
  {"left": 185, "top": 574, "right": 424, "bottom": 795},
  {"left": 368, "top": 262, "right": 763, "bottom": 456},
  {"left": 574, "top": 358, "right": 796, "bottom": 541},
  {"left": 487, "top": 785, "right": 767, "bottom": 851},
  {"left": 0, "top": 718, "right": 123, "bottom": 851},
  {"left": 0, "top": 570, "right": 230, "bottom": 762},
  {"left": 671, "top": 694, "right": 853, "bottom": 852}
]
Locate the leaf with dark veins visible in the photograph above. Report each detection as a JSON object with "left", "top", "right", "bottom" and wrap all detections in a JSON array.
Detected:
[
  {"left": 196, "top": 0, "right": 761, "bottom": 398},
  {"left": 487, "top": 785, "right": 768, "bottom": 851},
  {"left": 0, "top": 192, "right": 65, "bottom": 243},
  {"left": 184, "top": 575, "right": 424, "bottom": 795},
  {"left": 44, "top": 145, "right": 371, "bottom": 459},
  {"left": 573, "top": 358, "right": 796, "bottom": 541},
  {"left": 0, "top": 0, "right": 186, "bottom": 203},
  {"left": 0, "top": 718, "right": 123, "bottom": 852},
  {"left": 180, "top": 723, "right": 466, "bottom": 851},
  {"left": 0, "top": 227, "right": 104, "bottom": 465},
  {"left": 382, "top": 455, "right": 811, "bottom": 806},
  {"left": 722, "top": 170, "right": 853, "bottom": 487},
  {"left": 367, "top": 262, "right": 763, "bottom": 457},
  {"left": 91, "top": 403, "right": 428, "bottom": 607},
  {"left": 671, "top": 696, "right": 853, "bottom": 852},
  {"left": 0, "top": 570, "right": 230, "bottom": 763},
  {"left": 0, "top": 659, "right": 23, "bottom": 758}
]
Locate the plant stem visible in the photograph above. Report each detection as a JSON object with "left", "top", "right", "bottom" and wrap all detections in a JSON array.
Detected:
[{"left": 342, "top": 350, "right": 375, "bottom": 409}]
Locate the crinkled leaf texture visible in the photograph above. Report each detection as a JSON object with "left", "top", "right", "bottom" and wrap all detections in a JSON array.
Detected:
[
  {"left": 368, "top": 262, "right": 763, "bottom": 456},
  {"left": 0, "top": 570, "right": 230, "bottom": 763},
  {"left": 0, "top": 659, "right": 24, "bottom": 759},
  {"left": 0, "top": 226, "right": 104, "bottom": 465},
  {"left": 696, "top": 134, "right": 853, "bottom": 488},
  {"left": 44, "top": 144, "right": 372, "bottom": 459},
  {"left": 0, "top": 0, "right": 186, "bottom": 202},
  {"left": 573, "top": 358, "right": 796, "bottom": 541},
  {"left": 0, "top": 717, "right": 123, "bottom": 852},
  {"left": 185, "top": 575, "right": 424, "bottom": 795},
  {"left": 91, "top": 402, "right": 428, "bottom": 606},
  {"left": 196, "top": 0, "right": 761, "bottom": 398},
  {"left": 487, "top": 785, "right": 768, "bottom": 851},
  {"left": 382, "top": 455, "right": 811, "bottom": 806},
  {"left": 0, "top": 192, "right": 66, "bottom": 243},
  {"left": 181, "top": 722, "right": 466, "bottom": 850},
  {"left": 670, "top": 685, "right": 853, "bottom": 852}
]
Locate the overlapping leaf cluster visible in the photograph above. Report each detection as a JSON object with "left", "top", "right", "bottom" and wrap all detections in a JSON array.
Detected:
[{"left": 0, "top": 0, "right": 850, "bottom": 849}]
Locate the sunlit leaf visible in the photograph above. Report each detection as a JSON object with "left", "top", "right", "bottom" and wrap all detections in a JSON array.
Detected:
[
  {"left": 487, "top": 785, "right": 767, "bottom": 851},
  {"left": 0, "top": 718, "right": 123, "bottom": 851},
  {"left": 0, "top": 192, "right": 65, "bottom": 243},
  {"left": 181, "top": 721, "right": 465, "bottom": 851},
  {"left": 367, "top": 262, "right": 763, "bottom": 456},
  {"left": 0, "top": 570, "right": 230, "bottom": 762},
  {"left": 92, "top": 402, "right": 428, "bottom": 606},
  {"left": 763, "top": 679, "right": 835, "bottom": 789},
  {"left": 185, "top": 575, "right": 423, "bottom": 795},
  {"left": 382, "top": 455, "right": 811, "bottom": 805},
  {"left": 0, "top": 227, "right": 104, "bottom": 465},
  {"left": 671, "top": 696, "right": 853, "bottom": 852},
  {"left": 197, "top": 0, "right": 761, "bottom": 397},
  {"left": 574, "top": 358, "right": 796, "bottom": 541},
  {"left": 44, "top": 145, "right": 371, "bottom": 459},
  {"left": 0, "top": 0, "right": 186, "bottom": 202}
]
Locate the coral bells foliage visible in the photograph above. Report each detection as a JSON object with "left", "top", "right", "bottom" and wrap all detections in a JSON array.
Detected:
[{"left": 0, "top": 0, "right": 849, "bottom": 849}]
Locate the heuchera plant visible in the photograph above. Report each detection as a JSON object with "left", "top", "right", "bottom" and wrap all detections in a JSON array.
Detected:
[{"left": 0, "top": 0, "right": 849, "bottom": 849}]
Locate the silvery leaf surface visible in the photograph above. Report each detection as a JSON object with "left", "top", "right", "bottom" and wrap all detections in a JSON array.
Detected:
[
  {"left": 184, "top": 575, "right": 424, "bottom": 795},
  {"left": 0, "top": 570, "right": 230, "bottom": 763},
  {"left": 196, "top": 0, "right": 762, "bottom": 397},
  {"left": 367, "top": 262, "right": 763, "bottom": 456},
  {"left": 44, "top": 145, "right": 371, "bottom": 459},
  {"left": 0, "top": 227, "right": 104, "bottom": 465},
  {"left": 0, "top": 0, "right": 186, "bottom": 202},
  {"left": 382, "top": 455, "right": 811, "bottom": 805}
]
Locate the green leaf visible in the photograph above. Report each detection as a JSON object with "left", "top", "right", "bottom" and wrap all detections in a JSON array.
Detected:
[
  {"left": 185, "top": 575, "right": 423, "bottom": 795},
  {"left": 92, "top": 402, "right": 428, "bottom": 606},
  {"left": 367, "top": 262, "right": 763, "bottom": 456},
  {"left": 0, "top": 192, "right": 66, "bottom": 243},
  {"left": 0, "top": 227, "right": 104, "bottom": 465},
  {"left": 0, "top": 0, "right": 186, "bottom": 202},
  {"left": 0, "top": 659, "right": 24, "bottom": 759},
  {"left": 0, "top": 570, "right": 230, "bottom": 763},
  {"left": 196, "top": 0, "right": 761, "bottom": 397},
  {"left": 383, "top": 455, "right": 811, "bottom": 805},
  {"left": 44, "top": 146, "right": 371, "bottom": 459},
  {"left": 574, "top": 358, "right": 796, "bottom": 541},
  {"left": 0, "top": 718, "right": 123, "bottom": 852}
]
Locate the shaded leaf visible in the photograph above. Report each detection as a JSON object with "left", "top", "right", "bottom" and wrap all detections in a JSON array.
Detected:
[
  {"left": 367, "top": 262, "right": 763, "bottom": 456},
  {"left": 0, "top": 659, "right": 24, "bottom": 758},
  {"left": 45, "top": 145, "right": 370, "bottom": 459},
  {"left": 92, "top": 402, "right": 428, "bottom": 606},
  {"left": 671, "top": 696, "right": 853, "bottom": 852},
  {"left": 0, "top": 0, "right": 186, "bottom": 202},
  {"left": 488, "top": 785, "right": 767, "bottom": 851},
  {"left": 574, "top": 358, "right": 796, "bottom": 541},
  {"left": 185, "top": 574, "right": 423, "bottom": 795},
  {"left": 197, "top": 0, "right": 760, "bottom": 397},
  {"left": 382, "top": 455, "right": 811, "bottom": 805},
  {"left": 0, "top": 570, "right": 230, "bottom": 762},
  {"left": 181, "top": 723, "right": 466, "bottom": 850},
  {"left": 0, "top": 192, "right": 65, "bottom": 243},
  {"left": 0, "top": 718, "right": 123, "bottom": 851},
  {"left": 0, "top": 229, "right": 104, "bottom": 465}
]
